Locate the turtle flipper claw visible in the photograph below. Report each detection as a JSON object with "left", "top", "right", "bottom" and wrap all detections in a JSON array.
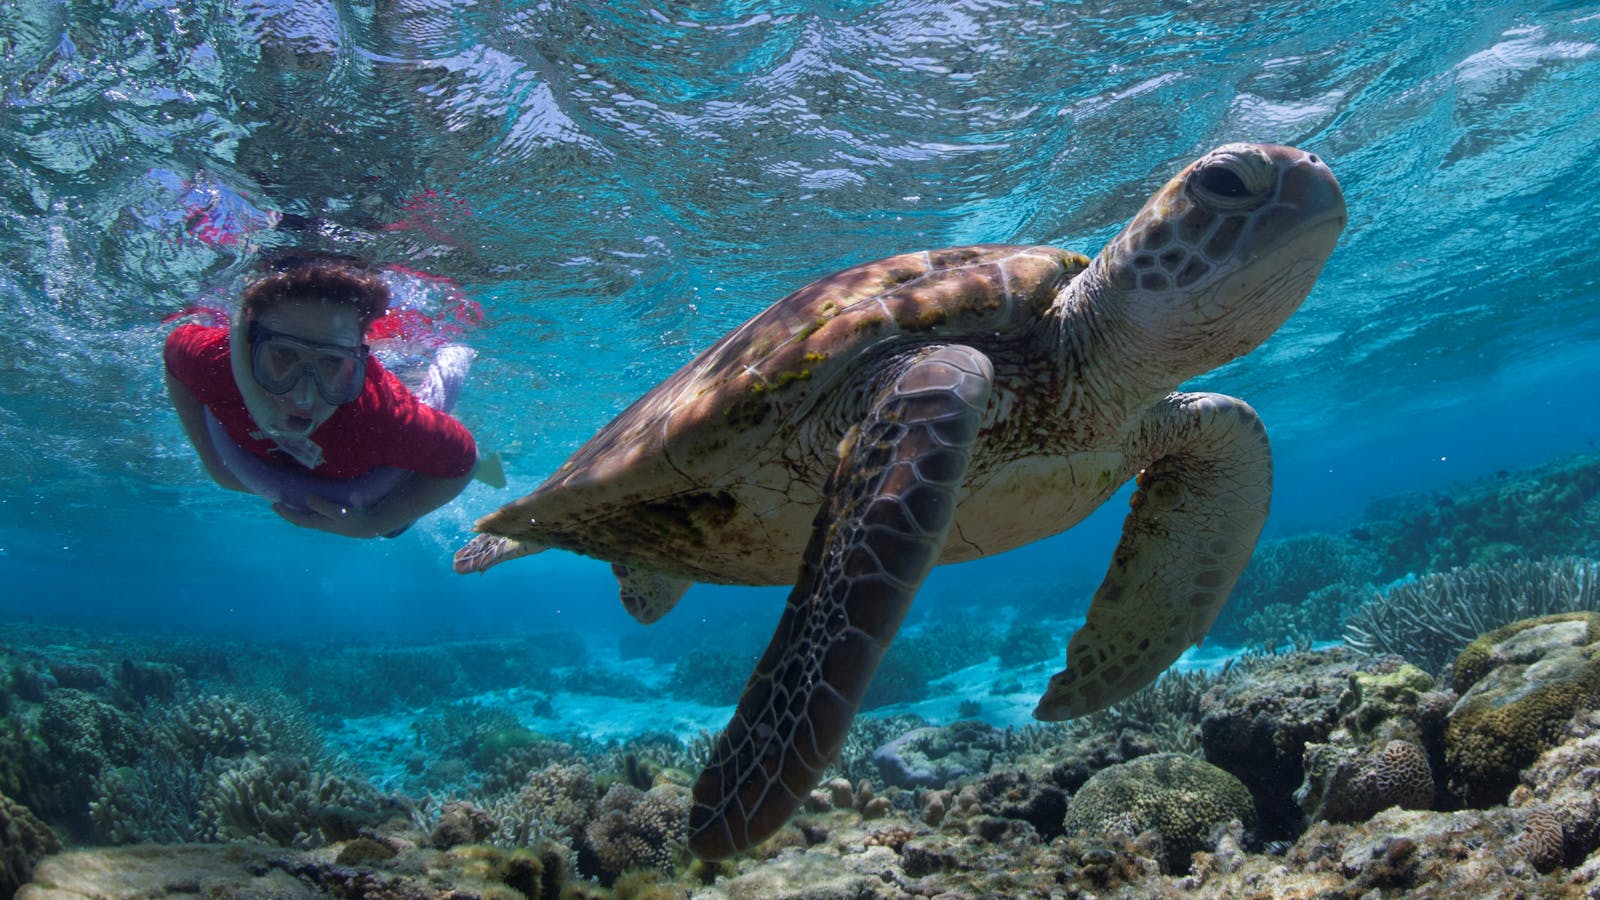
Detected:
[{"left": 687, "top": 345, "right": 994, "bottom": 860}]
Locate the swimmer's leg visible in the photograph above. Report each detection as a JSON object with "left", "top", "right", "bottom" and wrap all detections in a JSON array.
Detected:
[{"left": 412, "top": 344, "right": 475, "bottom": 412}]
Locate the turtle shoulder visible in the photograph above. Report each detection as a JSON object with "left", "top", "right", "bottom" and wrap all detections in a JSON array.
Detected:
[{"left": 474, "top": 244, "right": 1088, "bottom": 541}]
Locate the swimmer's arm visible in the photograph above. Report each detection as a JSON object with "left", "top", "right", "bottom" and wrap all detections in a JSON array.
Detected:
[
  {"left": 281, "top": 470, "right": 473, "bottom": 539},
  {"left": 165, "top": 372, "right": 250, "bottom": 493}
]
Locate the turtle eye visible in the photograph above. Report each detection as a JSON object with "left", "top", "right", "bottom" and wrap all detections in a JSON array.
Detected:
[
  {"left": 1196, "top": 165, "right": 1249, "bottom": 199},
  {"left": 1187, "top": 146, "right": 1274, "bottom": 211}
]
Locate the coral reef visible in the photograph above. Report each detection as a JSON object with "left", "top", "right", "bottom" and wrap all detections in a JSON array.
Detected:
[
  {"left": 13, "top": 636, "right": 1600, "bottom": 899},
  {"left": 1443, "top": 612, "right": 1600, "bottom": 807},
  {"left": 1076, "top": 663, "right": 1238, "bottom": 756},
  {"left": 0, "top": 791, "right": 58, "bottom": 900},
  {"left": 17, "top": 443, "right": 1600, "bottom": 898},
  {"left": 485, "top": 762, "right": 598, "bottom": 849},
  {"left": 1293, "top": 662, "right": 1452, "bottom": 827},
  {"left": 995, "top": 618, "right": 1057, "bottom": 669},
  {"left": 666, "top": 650, "right": 751, "bottom": 705},
  {"left": 807, "top": 776, "right": 892, "bottom": 822},
  {"left": 1508, "top": 710, "right": 1600, "bottom": 872},
  {"left": 966, "top": 767, "right": 1070, "bottom": 839},
  {"left": 1344, "top": 556, "right": 1600, "bottom": 676},
  {"left": 1215, "top": 532, "right": 1379, "bottom": 648},
  {"left": 87, "top": 751, "right": 203, "bottom": 845},
  {"left": 196, "top": 753, "right": 389, "bottom": 849},
  {"left": 428, "top": 800, "right": 496, "bottom": 849},
  {"left": 1195, "top": 649, "right": 1372, "bottom": 839},
  {"left": 1356, "top": 453, "right": 1600, "bottom": 577},
  {"left": 25, "top": 689, "right": 148, "bottom": 838},
  {"left": 161, "top": 691, "right": 321, "bottom": 767},
  {"left": 581, "top": 783, "right": 690, "bottom": 884},
  {"left": 1062, "top": 752, "right": 1255, "bottom": 875},
  {"left": 1297, "top": 738, "right": 1435, "bottom": 824},
  {"left": 821, "top": 713, "right": 927, "bottom": 786},
  {"left": 862, "top": 620, "right": 998, "bottom": 709},
  {"left": 277, "top": 635, "right": 588, "bottom": 717},
  {"left": 871, "top": 720, "right": 1005, "bottom": 789}
]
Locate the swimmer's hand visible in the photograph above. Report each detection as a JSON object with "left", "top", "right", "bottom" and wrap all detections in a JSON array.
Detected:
[
  {"left": 271, "top": 470, "right": 469, "bottom": 539},
  {"left": 274, "top": 495, "right": 389, "bottom": 539}
]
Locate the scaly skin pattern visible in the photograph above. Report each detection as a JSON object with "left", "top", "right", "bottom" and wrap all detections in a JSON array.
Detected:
[
  {"left": 687, "top": 344, "right": 994, "bottom": 859},
  {"left": 455, "top": 143, "right": 1347, "bottom": 860}
]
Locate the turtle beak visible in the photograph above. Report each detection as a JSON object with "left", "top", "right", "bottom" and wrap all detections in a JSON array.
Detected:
[{"left": 1276, "top": 149, "right": 1346, "bottom": 256}]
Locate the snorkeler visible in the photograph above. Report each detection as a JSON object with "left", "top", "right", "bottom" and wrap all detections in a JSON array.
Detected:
[{"left": 164, "top": 256, "right": 478, "bottom": 538}]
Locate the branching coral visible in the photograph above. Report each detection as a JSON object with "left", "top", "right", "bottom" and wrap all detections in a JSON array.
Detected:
[
  {"left": 1072, "top": 662, "right": 1243, "bottom": 755},
  {"left": 25, "top": 689, "right": 149, "bottom": 836},
  {"left": 197, "top": 752, "right": 386, "bottom": 848},
  {"left": 88, "top": 751, "right": 203, "bottom": 844},
  {"left": 1343, "top": 557, "right": 1600, "bottom": 676},
  {"left": 582, "top": 783, "right": 690, "bottom": 883},
  {"left": 482, "top": 762, "right": 600, "bottom": 850},
  {"left": 823, "top": 714, "right": 928, "bottom": 785},
  {"left": 1215, "top": 532, "right": 1379, "bottom": 647},
  {"left": 160, "top": 690, "right": 322, "bottom": 767}
]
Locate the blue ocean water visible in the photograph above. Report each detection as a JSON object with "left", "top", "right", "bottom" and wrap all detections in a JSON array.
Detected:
[{"left": 2, "top": 0, "right": 1599, "bottom": 661}]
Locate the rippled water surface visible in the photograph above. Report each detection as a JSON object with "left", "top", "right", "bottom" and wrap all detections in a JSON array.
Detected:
[{"left": 2, "top": 0, "right": 1599, "bottom": 636}]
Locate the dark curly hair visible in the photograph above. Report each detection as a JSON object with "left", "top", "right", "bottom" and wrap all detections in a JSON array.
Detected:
[{"left": 239, "top": 255, "right": 391, "bottom": 329}]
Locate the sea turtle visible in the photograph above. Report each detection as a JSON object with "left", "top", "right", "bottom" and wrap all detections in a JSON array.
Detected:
[{"left": 455, "top": 143, "right": 1346, "bottom": 859}]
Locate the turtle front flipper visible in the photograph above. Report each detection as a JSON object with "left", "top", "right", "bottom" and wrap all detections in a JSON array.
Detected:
[
  {"left": 453, "top": 534, "right": 545, "bottom": 574},
  {"left": 687, "top": 344, "right": 994, "bottom": 860},
  {"left": 1034, "top": 392, "right": 1272, "bottom": 721}
]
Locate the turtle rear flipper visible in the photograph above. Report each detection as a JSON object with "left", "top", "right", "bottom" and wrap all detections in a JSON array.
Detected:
[
  {"left": 1033, "top": 392, "right": 1272, "bottom": 720},
  {"left": 612, "top": 563, "right": 691, "bottom": 624},
  {"left": 687, "top": 344, "right": 994, "bottom": 860}
]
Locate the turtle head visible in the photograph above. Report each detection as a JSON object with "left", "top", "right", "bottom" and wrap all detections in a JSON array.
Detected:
[{"left": 1093, "top": 143, "right": 1345, "bottom": 378}]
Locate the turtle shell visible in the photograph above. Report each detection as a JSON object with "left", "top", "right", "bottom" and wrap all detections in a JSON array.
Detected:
[{"left": 473, "top": 243, "right": 1089, "bottom": 582}]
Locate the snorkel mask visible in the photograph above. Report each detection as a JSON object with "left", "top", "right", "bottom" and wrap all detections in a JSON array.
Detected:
[{"left": 247, "top": 322, "right": 369, "bottom": 405}]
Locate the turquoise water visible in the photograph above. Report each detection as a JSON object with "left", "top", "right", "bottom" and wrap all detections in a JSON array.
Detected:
[{"left": 2, "top": 0, "right": 1600, "bottom": 653}]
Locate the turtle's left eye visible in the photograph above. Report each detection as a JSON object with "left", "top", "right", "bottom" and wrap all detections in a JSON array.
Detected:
[
  {"left": 1195, "top": 165, "right": 1249, "bottom": 199},
  {"left": 1187, "top": 147, "right": 1274, "bottom": 211}
]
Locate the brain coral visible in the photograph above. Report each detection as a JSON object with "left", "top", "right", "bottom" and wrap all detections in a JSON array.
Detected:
[
  {"left": 1507, "top": 709, "right": 1600, "bottom": 872},
  {"left": 1443, "top": 612, "right": 1600, "bottom": 807},
  {"left": 1298, "top": 739, "right": 1434, "bottom": 824},
  {"left": 1061, "top": 752, "right": 1255, "bottom": 874}
]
